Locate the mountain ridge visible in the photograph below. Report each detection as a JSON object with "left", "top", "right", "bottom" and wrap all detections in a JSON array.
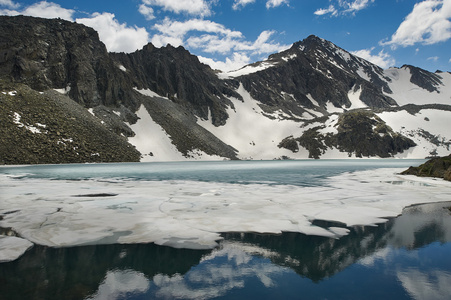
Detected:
[{"left": 1, "top": 16, "right": 450, "bottom": 164}]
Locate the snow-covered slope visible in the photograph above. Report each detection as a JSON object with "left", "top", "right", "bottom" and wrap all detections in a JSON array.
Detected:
[{"left": 383, "top": 67, "right": 451, "bottom": 106}]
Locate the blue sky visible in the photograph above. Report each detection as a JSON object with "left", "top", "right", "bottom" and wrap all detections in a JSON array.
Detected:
[{"left": 1, "top": 0, "right": 450, "bottom": 73}]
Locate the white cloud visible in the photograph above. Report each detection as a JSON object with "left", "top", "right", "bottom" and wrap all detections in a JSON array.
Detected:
[
  {"left": 266, "top": 0, "right": 289, "bottom": 9},
  {"left": 198, "top": 52, "right": 252, "bottom": 72},
  {"left": 0, "top": 1, "right": 75, "bottom": 21},
  {"left": 427, "top": 56, "right": 439, "bottom": 62},
  {"left": 76, "top": 13, "right": 150, "bottom": 53},
  {"left": 151, "top": 18, "right": 243, "bottom": 49},
  {"left": 351, "top": 47, "right": 396, "bottom": 69},
  {"left": 314, "top": 5, "right": 338, "bottom": 16},
  {"left": 381, "top": 0, "right": 451, "bottom": 48},
  {"left": 0, "top": 0, "right": 19, "bottom": 9},
  {"left": 232, "top": 0, "right": 255, "bottom": 10},
  {"left": 151, "top": 18, "right": 288, "bottom": 71},
  {"left": 140, "top": 0, "right": 213, "bottom": 17},
  {"left": 152, "top": 18, "right": 287, "bottom": 56},
  {"left": 138, "top": 4, "right": 155, "bottom": 20},
  {"left": 315, "top": 0, "right": 374, "bottom": 17}
]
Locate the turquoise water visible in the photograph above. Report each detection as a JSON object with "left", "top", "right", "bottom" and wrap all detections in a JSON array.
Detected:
[
  {"left": 1, "top": 160, "right": 451, "bottom": 299},
  {"left": 0, "top": 159, "right": 425, "bottom": 185}
]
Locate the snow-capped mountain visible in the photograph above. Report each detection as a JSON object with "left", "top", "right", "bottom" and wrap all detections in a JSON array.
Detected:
[{"left": 1, "top": 16, "right": 450, "bottom": 164}]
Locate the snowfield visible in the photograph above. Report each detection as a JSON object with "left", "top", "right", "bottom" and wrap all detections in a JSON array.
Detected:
[{"left": 129, "top": 79, "right": 451, "bottom": 161}]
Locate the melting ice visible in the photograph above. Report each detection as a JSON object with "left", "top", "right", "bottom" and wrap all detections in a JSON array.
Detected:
[{"left": 1, "top": 160, "right": 450, "bottom": 262}]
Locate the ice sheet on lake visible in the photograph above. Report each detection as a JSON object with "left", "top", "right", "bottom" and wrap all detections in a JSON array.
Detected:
[
  {"left": 0, "top": 236, "right": 33, "bottom": 262},
  {"left": 1, "top": 168, "right": 450, "bottom": 254}
]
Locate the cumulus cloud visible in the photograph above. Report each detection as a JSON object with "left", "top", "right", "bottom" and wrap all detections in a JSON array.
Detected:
[
  {"left": 151, "top": 18, "right": 243, "bottom": 49},
  {"left": 351, "top": 47, "right": 396, "bottom": 69},
  {"left": 232, "top": 0, "right": 255, "bottom": 10},
  {"left": 266, "top": 0, "right": 289, "bottom": 9},
  {"left": 314, "top": 0, "right": 374, "bottom": 17},
  {"left": 0, "top": 1, "right": 75, "bottom": 21},
  {"left": 0, "top": 0, "right": 19, "bottom": 9},
  {"left": 381, "top": 0, "right": 451, "bottom": 48},
  {"left": 140, "top": 0, "right": 213, "bottom": 17},
  {"left": 151, "top": 18, "right": 288, "bottom": 71},
  {"left": 138, "top": 3, "right": 155, "bottom": 20},
  {"left": 152, "top": 18, "right": 287, "bottom": 55},
  {"left": 76, "top": 13, "right": 150, "bottom": 53}
]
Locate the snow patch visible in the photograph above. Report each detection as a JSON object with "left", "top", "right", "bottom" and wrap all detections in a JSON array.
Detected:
[
  {"left": 356, "top": 66, "right": 371, "bottom": 82},
  {"left": 197, "top": 84, "right": 307, "bottom": 160},
  {"left": 54, "top": 86, "right": 71, "bottom": 95},
  {"left": 306, "top": 94, "right": 319, "bottom": 107},
  {"left": 325, "top": 102, "right": 344, "bottom": 113},
  {"left": 384, "top": 68, "right": 451, "bottom": 106},
  {"left": 378, "top": 109, "right": 451, "bottom": 158},
  {"left": 219, "top": 61, "right": 278, "bottom": 79},
  {"left": 118, "top": 65, "right": 127, "bottom": 72},
  {"left": 128, "top": 105, "right": 185, "bottom": 162},
  {"left": 12, "top": 112, "right": 47, "bottom": 134},
  {"left": 281, "top": 53, "right": 297, "bottom": 62},
  {"left": 134, "top": 87, "right": 167, "bottom": 99},
  {"left": 347, "top": 86, "right": 368, "bottom": 109}
]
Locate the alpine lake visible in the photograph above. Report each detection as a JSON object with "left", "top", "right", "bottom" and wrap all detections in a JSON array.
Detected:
[{"left": 1, "top": 159, "right": 450, "bottom": 299}]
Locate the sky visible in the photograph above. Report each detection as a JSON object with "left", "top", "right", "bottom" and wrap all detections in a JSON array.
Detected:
[{"left": 1, "top": 0, "right": 450, "bottom": 73}]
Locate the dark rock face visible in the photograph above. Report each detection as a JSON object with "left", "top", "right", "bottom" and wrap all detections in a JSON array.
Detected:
[
  {"left": 0, "top": 15, "right": 138, "bottom": 109},
  {"left": 332, "top": 111, "right": 416, "bottom": 158},
  {"left": 111, "top": 44, "right": 241, "bottom": 126},
  {"left": 401, "top": 155, "right": 451, "bottom": 181},
  {"left": 279, "top": 111, "right": 416, "bottom": 159},
  {"left": 236, "top": 35, "right": 396, "bottom": 118},
  {"left": 403, "top": 65, "right": 443, "bottom": 93}
]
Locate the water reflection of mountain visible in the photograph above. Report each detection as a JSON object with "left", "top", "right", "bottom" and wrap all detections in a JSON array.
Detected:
[
  {"left": 0, "top": 202, "right": 450, "bottom": 299},
  {"left": 223, "top": 201, "right": 451, "bottom": 282},
  {"left": 0, "top": 243, "right": 209, "bottom": 300}
]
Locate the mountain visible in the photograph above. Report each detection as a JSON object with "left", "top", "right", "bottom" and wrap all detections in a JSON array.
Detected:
[{"left": 1, "top": 16, "right": 450, "bottom": 164}]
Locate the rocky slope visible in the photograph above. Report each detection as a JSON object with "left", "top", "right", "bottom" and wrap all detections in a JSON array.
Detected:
[
  {"left": 0, "top": 79, "right": 140, "bottom": 164},
  {"left": 401, "top": 155, "right": 451, "bottom": 181},
  {"left": 1, "top": 15, "right": 450, "bottom": 163}
]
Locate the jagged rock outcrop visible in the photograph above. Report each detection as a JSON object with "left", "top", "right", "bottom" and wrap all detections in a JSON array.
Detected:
[
  {"left": 112, "top": 45, "right": 242, "bottom": 126},
  {"left": 0, "top": 15, "right": 139, "bottom": 110},
  {"left": 401, "top": 155, "right": 451, "bottom": 181},
  {"left": 234, "top": 35, "right": 397, "bottom": 118}
]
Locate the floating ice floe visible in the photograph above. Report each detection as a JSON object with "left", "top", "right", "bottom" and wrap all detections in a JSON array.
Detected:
[{"left": 0, "top": 236, "right": 33, "bottom": 263}]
